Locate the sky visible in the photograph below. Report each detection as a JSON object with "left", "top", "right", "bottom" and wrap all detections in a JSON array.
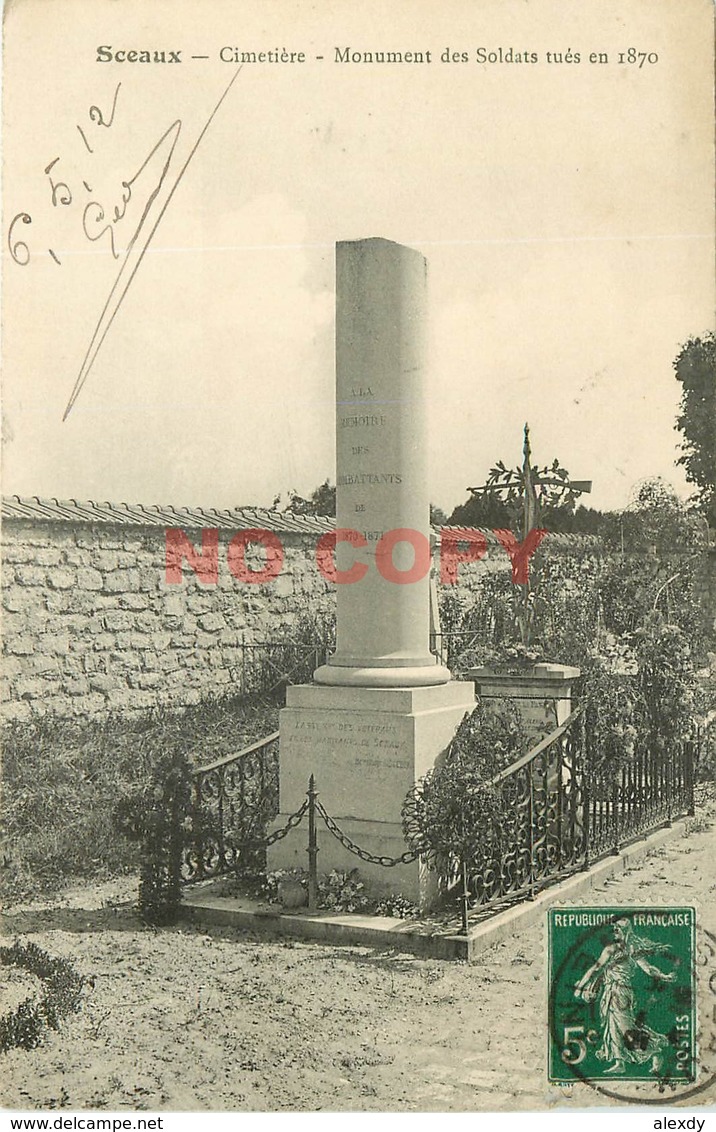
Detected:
[{"left": 2, "top": 0, "right": 714, "bottom": 516}]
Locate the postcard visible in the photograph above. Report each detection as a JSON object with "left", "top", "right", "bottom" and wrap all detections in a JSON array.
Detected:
[{"left": 2, "top": 0, "right": 714, "bottom": 1117}]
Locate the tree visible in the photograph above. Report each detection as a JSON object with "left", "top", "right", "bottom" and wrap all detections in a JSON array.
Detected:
[
  {"left": 448, "top": 491, "right": 512, "bottom": 528},
  {"left": 594, "top": 478, "right": 707, "bottom": 647},
  {"left": 674, "top": 332, "right": 716, "bottom": 527},
  {"left": 277, "top": 480, "right": 336, "bottom": 517}
]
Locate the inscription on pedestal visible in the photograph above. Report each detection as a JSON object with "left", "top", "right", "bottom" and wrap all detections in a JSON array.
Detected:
[
  {"left": 280, "top": 709, "right": 415, "bottom": 821},
  {"left": 284, "top": 714, "right": 406, "bottom": 760}
]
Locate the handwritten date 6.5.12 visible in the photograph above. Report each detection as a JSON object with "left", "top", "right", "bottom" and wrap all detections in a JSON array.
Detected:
[
  {"left": 8, "top": 81, "right": 125, "bottom": 267},
  {"left": 7, "top": 67, "right": 243, "bottom": 420},
  {"left": 7, "top": 81, "right": 179, "bottom": 267}
]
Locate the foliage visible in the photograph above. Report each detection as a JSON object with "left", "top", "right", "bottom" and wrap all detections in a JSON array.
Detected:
[
  {"left": 1, "top": 616, "right": 332, "bottom": 903},
  {"left": 581, "top": 662, "right": 639, "bottom": 777},
  {"left": 114, "top": 746, "right": 192, "bottom": 925},
  {"left": 437, "top": 547, "right": 603, "bottom": 673},
  {"left": 435, "top": 575, "right": 512, "bottom": 672},
  {"left": 276, "top": 479, "right": 336, "bottom": 517},
  {"left": 317, "top": 869, "right": 371, "bottom": 913},
  {"left": 621, "top": 478, "right": 706, "bottom": 552},
  {"left": 402, "top": 700, "right": 528, "bottom": 866},
  {"left": 448, "top": 491, "right": 512, "bottom": 529},
  {"left": 242, "top": 611, "right": 335, "bottom": 699},
  {"left": 560, "top": 505, "right": 608, "bottom": 535},
  {"left": 529, "top": 546, "right": 603, "bottom": 670},
  {"left": 438, "top": 479, "right": 708, "bottom": 674},
  {"left": 696, "top": 717, "right": 716, "bottom": 783},
  {"left": 632, "top": 613, "right": 698, "bottom": 750},
  {"left": 673, "top": 332, "right": 716, "bottom": 526},
  {"left": 0, "top": 941, "right": 84, "bottom": 1053},
  {"left": 580, "top": 613, "right": 700, "bottom": 779},
  {"left": 595, "top": 483, "right": 705, "bottom": 648},
  {"left": 0, "top": 714, "right": 155, "bottom": 902},
  {"left": 245, "top": 867, "right": 373, "bottom": 914},
  {"left": 447, "top": 426, "right": 591, "bottom": 648},
  {"left": 373, "top": 893, "right": 419, "bottom": 919},
  {"left": 0, "top": 693, "right": 278, "bottom": 903}
]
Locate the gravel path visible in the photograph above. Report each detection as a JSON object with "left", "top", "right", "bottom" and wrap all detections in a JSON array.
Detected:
[{"left": 2, "top": 802, "right": 715, "bottom": 1113}]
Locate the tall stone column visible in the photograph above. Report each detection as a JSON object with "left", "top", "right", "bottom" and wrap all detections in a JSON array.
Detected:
[
  {"left": 269, "top": 238, "right": 474, "bottom": 905},
  {"left": 314, "top": 238, "right": 449, "bottom": 686}
]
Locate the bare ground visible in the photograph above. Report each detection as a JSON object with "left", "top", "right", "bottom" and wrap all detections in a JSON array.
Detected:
[{"left": 2, "top": 803, "right": 715, "bottom": 1113}]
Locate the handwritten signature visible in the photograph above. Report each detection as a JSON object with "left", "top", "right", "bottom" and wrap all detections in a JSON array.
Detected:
[
  {"left": 7, "top": 67, "right": 242, "bottom": 420},
  {"left": 81, "top": 120, "right": 182, "bottom": 262}
]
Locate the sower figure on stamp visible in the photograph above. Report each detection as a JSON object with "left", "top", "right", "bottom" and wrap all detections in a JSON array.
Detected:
[{"left": 574, "top": 918, "right": 677, "bottom": 1075}]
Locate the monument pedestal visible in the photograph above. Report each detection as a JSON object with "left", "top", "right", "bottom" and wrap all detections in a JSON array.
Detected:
[{"left": 267, "top": 681, "right": 475, "bottom": 906}]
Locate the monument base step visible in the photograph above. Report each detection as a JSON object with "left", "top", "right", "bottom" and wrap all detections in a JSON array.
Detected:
[{"left": 181, "top": 818, "right": 688, "bottom": 961}]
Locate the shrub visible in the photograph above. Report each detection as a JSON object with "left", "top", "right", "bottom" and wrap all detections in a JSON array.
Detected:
[
  {"left": 0, "top": 941, "right": 84, "bottom": 1053},
  {"left": 579, "top": 612, "right": 703, "bottom": 781},
  {"left": 581, "top": 662, "right": 639, "bottom": 777},
  {"left": 632, "top": 612, "right": 698, "bottom": 749},
  {"left": 1, "top": 693, "right": 280, "bottom": 902},
  {"left": 402, "top": 700, "right": 527, "bottom": 871},
  {"left": 317, "top": 869, "right": 371, "bottom": 913},
  {"left": 114, "top": 746, "right": 192, "bottom": 925},
  {"left": 374, "top": 893, "right": 419, "bottom": 919}
]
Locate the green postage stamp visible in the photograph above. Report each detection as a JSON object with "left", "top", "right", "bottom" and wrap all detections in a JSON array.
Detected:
[{"left": 548, "top": 907, "right": 696, "bottom": 1084}]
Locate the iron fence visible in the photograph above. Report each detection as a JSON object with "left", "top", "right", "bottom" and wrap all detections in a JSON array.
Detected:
[
  {"left": 430, "top": 629, "right": 487, "bottom": 674},
  {"left": 457, "top": 708, "right": 695, "bottom": 917},
  {"left": 183, "top": 730, "right": 280, "bottom": 882},
  {"left": 228, "top": 635, "right": 332, "bottom": 699},
  {"left": 182, "top": 705, "right": 698, "bottom": 930}
]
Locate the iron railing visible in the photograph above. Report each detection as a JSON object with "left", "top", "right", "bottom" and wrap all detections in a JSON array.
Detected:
[
  {"left": 182, "top": 704, "right": 698, "bottom": 930},
  {"left": 459, "top": 708, "right": 695, "bottom": 916},
  {"left": 430, "top": 629, "right": 487, "bottom": 674},
  {"left": 457, "top": 708, "right": 587, "bottom": 912},
  {"left": 228, "top": 636, "right": 332, "bottom": 698},
  {"left": 183, "top": 730, "right": 280, "bottom": 882}
]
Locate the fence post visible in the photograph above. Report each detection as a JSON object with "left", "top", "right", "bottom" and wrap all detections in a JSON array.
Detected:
[
  {"left": 307, "top": 775, "right": 319, "bottom": 911},
  {"left": 528, "top": 771, "right": 536, "bottom": 899},
  {"left": 612, "top": 774, "right": 621, "bottom": 855},
  {"left": 686, "top": 736, "right": 696, "bottom": 817},
  {"left": 193, "top": 778, "right": 205, "bottom": 881},
  {"left": 460, "top": 858, "right": 470, "bottom": 936},
  {"left": 582, "top": 713, "right": 591, "bottom": 871}
]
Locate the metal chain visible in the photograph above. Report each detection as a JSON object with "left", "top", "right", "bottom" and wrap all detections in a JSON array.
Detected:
[
  {"left": 238, "top": 799, "right": 308, "bottom": 849},
  {"left": 262, "top": 799, "right": 309, "bottom": 846},
  {"left": 314, "top": 799, "right": 418, "bottom": 867}
]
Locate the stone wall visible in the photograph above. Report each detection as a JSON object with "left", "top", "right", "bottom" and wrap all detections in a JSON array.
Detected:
[
  {"left": 0, "top": 501, "right": 600, "bottom": 723},
  {"left": 2, "top": 518, "right": 337, "bottom": 723}
]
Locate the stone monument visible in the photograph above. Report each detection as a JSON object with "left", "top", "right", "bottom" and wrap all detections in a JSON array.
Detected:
[{"left": 268, "top": 238, "right": 475, "bottom": 903}]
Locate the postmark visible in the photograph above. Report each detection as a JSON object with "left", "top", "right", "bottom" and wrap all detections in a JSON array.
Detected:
[{"left": 548, "top": 906, "right": 711, "bottom": 1098}]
